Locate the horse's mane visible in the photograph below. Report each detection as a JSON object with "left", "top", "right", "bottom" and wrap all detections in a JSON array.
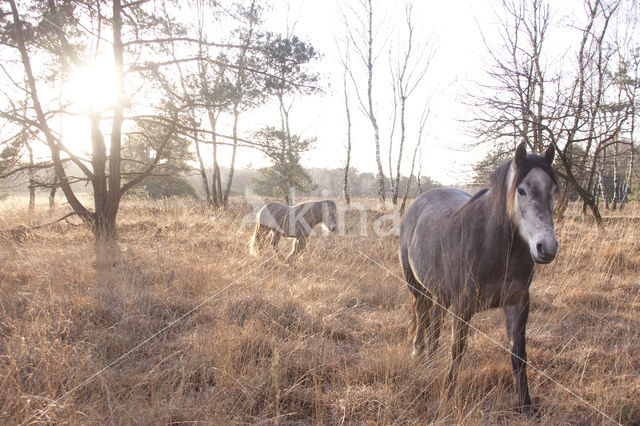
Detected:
[
  {"left": 464, "top": 160, "right": 511, "bottom": 211},
  {"left": 467, "top": 188, "right": 489, "bottom": 203},
  {"left": 466, "top": 154, "right": 556, "bottom": 221}
]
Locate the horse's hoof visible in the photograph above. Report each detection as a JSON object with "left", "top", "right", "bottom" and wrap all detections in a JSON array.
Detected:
[{"left": 519, "top": 404, "right": 539, "bottom": 419}]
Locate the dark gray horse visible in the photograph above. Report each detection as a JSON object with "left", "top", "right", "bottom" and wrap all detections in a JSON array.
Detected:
[{"left": 399, "top": 143, "right": 558, "bottom": 413}]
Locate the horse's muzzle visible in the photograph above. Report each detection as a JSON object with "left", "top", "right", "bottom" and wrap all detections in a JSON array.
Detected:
[{"left": 533, "top": 239, "right": 558, "bottom": 264}]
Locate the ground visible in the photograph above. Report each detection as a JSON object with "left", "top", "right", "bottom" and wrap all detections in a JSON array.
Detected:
[{"left": 0, "top": 197, "right": 638, "bottom": 424}]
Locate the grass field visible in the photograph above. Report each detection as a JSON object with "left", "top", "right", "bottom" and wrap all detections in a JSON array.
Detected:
[{"left": 0, "top": 197, "right": 638, "bottom": 424}]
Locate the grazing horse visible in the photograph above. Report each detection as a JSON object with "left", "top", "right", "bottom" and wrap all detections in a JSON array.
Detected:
[
  {"left": 399, "top": 143, "right": 558, "bottom": 413},
  {"left": 249, "top": 200, "right": 338, "bottom": 259}
]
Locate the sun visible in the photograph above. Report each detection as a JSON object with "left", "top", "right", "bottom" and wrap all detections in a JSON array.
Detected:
[{"left": 68, "top": 55, "right": 117, "bottom": 112}]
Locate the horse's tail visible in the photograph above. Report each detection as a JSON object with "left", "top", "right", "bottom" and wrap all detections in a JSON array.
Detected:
[{"left": 249, "top": 222, "right": 267, "bottom": 256}]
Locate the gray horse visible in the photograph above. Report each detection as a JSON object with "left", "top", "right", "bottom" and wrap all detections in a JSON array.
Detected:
[
  {"left": 249, "top": 200, "right": 338, "bottom": 259},
  {"left": 399, "top": 143, "right": 558, "bottom": 413}
]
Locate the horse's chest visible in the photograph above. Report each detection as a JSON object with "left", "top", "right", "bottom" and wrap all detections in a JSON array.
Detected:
[
  {"left": 445, "top": 250, "right": 532, "bottom": 308},
  {"left": 479, "top": 278, "right": 529, "bottom": 308}
]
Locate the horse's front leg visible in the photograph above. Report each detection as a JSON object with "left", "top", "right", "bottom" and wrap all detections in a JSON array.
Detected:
[
  {"left": 287, "top": 236, "right": 307, "bottom": 260},
  {"left": 504, "top": 295, "right": 533, "bottom": 414},
  {"left": 447, "top": 306, "right": 472, "bottom": 391},
  {"left": 270, "top": 231, "right": 281, "bottom": 251}
]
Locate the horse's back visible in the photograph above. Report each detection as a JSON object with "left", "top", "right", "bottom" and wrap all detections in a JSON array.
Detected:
[
  {"left": 258, "top": 202, "right": 289, "bottom": 229},
  {"left": 401, "top": 188, "right": 470, "bottom": 244},
  {"left": 400, "top": 188, "right": 471, "bottom": 291}
]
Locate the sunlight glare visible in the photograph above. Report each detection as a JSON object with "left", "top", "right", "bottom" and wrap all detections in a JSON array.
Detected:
[{"left": 68, "top": 56, "right": 117, "bottom": 112}]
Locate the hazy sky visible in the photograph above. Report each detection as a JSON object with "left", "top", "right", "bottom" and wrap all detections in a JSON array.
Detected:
[{"left": 249, "top": 0, "right": 495, "bottom": 185}]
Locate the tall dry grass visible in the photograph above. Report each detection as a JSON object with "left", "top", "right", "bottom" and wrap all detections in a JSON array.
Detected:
[{"left": 0, "top": 197, "right": 638, "bottom": 424}]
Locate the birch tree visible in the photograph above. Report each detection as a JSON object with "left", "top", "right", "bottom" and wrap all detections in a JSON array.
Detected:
[
  {"left": 343, "top": 0, "right": 386, "bottom": 202},
  {"left": 388, "top": 2, "right": 433, "bottom": 206}
]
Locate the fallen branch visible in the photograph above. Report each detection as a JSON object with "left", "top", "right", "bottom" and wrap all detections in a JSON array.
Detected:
[
  {"left": 2, "top": 212, "right": 82, "bottom": 241},
  {"left": 28, "top": 211, "right": 81, "bottom": 230}
]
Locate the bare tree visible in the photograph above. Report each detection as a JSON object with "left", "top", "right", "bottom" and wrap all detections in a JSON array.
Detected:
[
  {"left": 336, "top": 36, "right": 353, "bottom": 206},
  {"left": 400, "top": 106, "right": 429, "bottom": 213},
  {"left": 388, "top": 2, "right": 433, "bottom": 206},
  {"left": 343, "top": 0, "right": 386, "bottom": 202},
  {"left": 342, "top": 55, "right": 353, "bottom": 207},
  {"left": 471, "top": 0, "right": 636, "bottom": 224},
  {"left": 3, "top": 0, "right": 179, "bottom": 263}
]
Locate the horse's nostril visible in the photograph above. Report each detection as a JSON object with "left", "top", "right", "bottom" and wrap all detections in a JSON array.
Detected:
[{"left": 536, "top": 243, "right": 544, "bottom": 256}]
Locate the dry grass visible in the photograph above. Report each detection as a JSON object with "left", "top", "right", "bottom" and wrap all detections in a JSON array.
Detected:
[{"left": 0, "top": 197, "right": 638, "bottom": 425}]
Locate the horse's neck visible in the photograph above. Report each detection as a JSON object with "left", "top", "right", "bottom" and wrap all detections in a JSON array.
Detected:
[
  {"left": 290, "top": 203, "right": 319, "bottom": 226},
  {"left": 470, "top": 195, "right": 516, "bottom": 248},
  {"left": 306, "top": 202, "right": 322, "bottom": 227}
]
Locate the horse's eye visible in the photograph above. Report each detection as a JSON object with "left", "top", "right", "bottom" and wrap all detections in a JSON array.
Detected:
[{"left": 517, "top": 188, "right": 527, "bottom": 196}]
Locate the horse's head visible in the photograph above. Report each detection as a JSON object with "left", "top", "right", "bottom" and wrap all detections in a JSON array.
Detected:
[
  {"left": 322, "top": 200, "right": 338, "bottom": 232},
  {"left": 509, "top": 143, "right": 559, "bottom": 264}
]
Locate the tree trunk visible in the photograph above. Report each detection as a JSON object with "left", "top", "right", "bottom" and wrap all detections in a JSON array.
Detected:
[
  {"left": 28, "top": 181, "right": 35, "bottom": 214},
  {"left": 400, "top": 139, "right": 421, "bottom": 215},
  {"left": 611, "top": 142, "right": 619, "bottom": 209},
  {"left": 212, "top": 148, "right": 222, "bottom": 207},
  {"left": 556, "top": 147, "right": 602, "bottom": 224},
  {"left": 9, "top": 0, "right": 90, "bottom": 223},
  {"left": 194, "top": 129, "right": 212, "bottom": 205},
  {"left": 204, "top": 110, "right": 222, "bottom": 207},
  {"left": 94, "top": 211, "right": 121, "bottom": 267},
  {"left": 223, "top": 104, "right": 240, "bottom": 208},
  {"left": 620, "top": 142, "right": 634, "bottom": 211},
  {"left": 364, "top": 0, "right": 385, "bottom": 203},
  {"left": 105, "top": 0, "right": 125, "bottom": 236},
  {"left": 621, "top": 69, "right": 637, "bottom": 211},
  {"left": 392, "top": 95, "right": 407, "bottom": 205},
  {"left": 26, "top": 142, "right": 35, "bottom": 214},
  {"left": 387, "top": 91, "right": 397, "bottom": 199},
  {"left": 343, "top": 68, "right": 352, "bottom": 206},
  {"left": 555, "top": 180, "right": 570, "bottom": 220},
  {"left": 49, "top": 175, "right": 57, "bottom": 209}
]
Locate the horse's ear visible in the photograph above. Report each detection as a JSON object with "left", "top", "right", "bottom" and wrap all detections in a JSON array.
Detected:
[
  {"left": 514, "top": 143, "right": 527, "bottom": 167},
  {"left": 543, "top": 144, "right": 555, "bottom": 165}
]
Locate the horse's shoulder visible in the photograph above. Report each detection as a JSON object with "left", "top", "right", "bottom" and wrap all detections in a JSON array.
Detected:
[{"left": 403, "top": 189, "right": 470, "bottom": 239}]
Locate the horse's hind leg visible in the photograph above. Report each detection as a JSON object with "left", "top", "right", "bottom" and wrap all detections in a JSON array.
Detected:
[
  {"left": 250, "top": 224, "right": 270, "bottom": 255},
  {"left": 402, "top": 264, "right": 432, "bottom": 358},
  {"left": 411, "top": 294, "right": 433, "bottom": 358},
  {"left": 447, "top": 308, "right": 472, "bottom": 389},
  {"left": 428, "top": 302, "right": 445, "bottom": 357}
]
